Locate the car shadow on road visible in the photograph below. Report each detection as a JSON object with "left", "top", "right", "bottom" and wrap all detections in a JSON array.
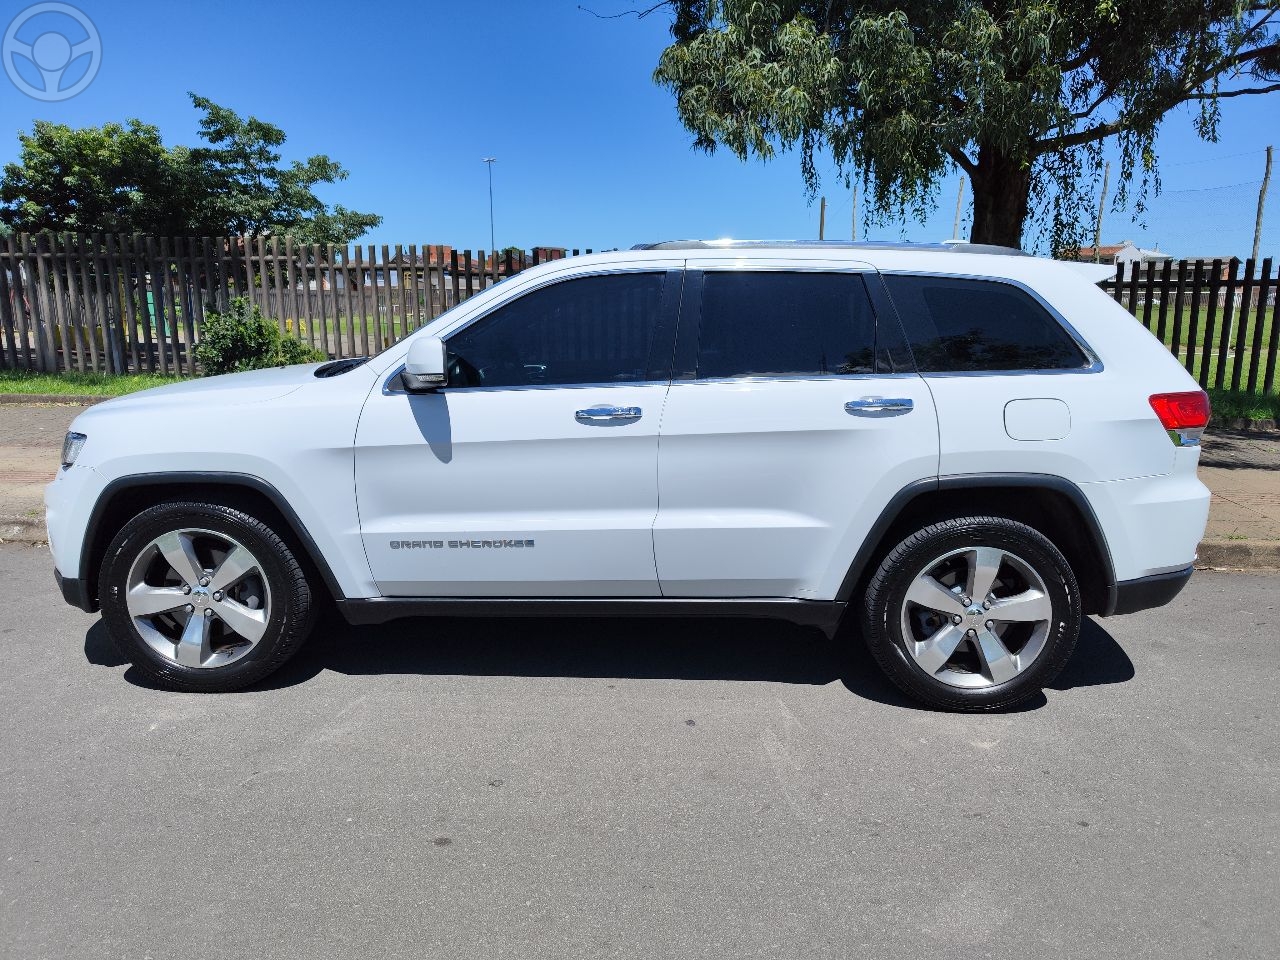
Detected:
[{"left": 84, "top": 612, "right": 1135, "bottom": 712}]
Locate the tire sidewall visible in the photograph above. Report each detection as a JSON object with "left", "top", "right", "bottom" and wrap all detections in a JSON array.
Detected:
[
  {"left": 100, "top": 502, "right": 310, "bottom": 690},
  {"left": 866, "top": 518, "right": 1081, "bottom": 710}
]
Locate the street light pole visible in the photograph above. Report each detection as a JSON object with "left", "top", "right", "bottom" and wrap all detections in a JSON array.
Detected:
[{"left": 482, "top": 157, "right": 497, "bottom": 254}]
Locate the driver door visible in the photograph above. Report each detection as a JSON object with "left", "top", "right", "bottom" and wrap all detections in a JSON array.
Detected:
[{"left": 354, "top": 267, "right": 681, "bottom": 597}]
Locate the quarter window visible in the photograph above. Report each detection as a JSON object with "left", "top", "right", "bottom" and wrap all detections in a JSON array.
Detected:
[
  {"left": 882, "top": 275, "right": 1089, "bottom": 372},
  {"left": 446, "top": 272, "right": 667, "bottom": 388},
  {"left": 694, "top": 271, "right": 879, "bottom": 379}
]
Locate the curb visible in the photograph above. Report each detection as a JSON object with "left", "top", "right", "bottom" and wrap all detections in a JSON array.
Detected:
[
  {"left": 1214, "top": 417, "right": 1279, "bottom": 433},
  {"left": 0, "top": 394, "right": 105, "bottom": 406},
  {"left": 0, "top": 516, "right": 45, "bottom": 545},
  {"left": 1196, "top": 538, "right": 1280, "bottom": 570}
]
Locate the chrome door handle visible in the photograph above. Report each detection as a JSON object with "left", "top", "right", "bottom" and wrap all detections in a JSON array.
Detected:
[
  {"left": 845, "top": 397, "right": 914, "bottom": 413},
  {"left": 575, "top": 405, "right": 642, "bottom": 422}
]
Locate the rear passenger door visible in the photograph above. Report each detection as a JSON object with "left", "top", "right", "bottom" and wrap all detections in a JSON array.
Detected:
[{"left": 652, "top": 262, "right": 939, "bottom": 601}]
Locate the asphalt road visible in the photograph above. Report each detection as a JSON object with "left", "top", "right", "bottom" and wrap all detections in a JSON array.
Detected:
[{"left": 1, "top": 543, "right": 1276, "bottom": 960}]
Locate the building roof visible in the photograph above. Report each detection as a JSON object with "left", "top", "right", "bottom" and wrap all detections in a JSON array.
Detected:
[{"left": 1073, "top": 244, "right": 1126, "bottom": 260}]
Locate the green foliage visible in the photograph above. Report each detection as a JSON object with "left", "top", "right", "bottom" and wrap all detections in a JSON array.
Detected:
[
  {"left": 195, "top": 297, "right": 327, "bottom": 375},
  {"left": 1206, "top": 387, "right": 1280, "bottom": 423},
  {"left": 1, "top": 95, "right": 381, "bottom": 244},
  {"left": 654, "top": 1, "right": 1280, "bottom": 251}
]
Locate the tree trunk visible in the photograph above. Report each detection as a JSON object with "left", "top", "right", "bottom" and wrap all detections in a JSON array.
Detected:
[{"left": 968, "top": 144, "right": 1032, "bottom": 249}]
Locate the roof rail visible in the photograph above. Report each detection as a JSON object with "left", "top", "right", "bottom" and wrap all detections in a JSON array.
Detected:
[{"left": 630, "top": 239, "right": 1029, "bottom": 256}]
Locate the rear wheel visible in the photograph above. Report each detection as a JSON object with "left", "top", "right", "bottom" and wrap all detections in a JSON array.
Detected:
[
  {"left": 862, "top": 516, "right": 1080, "bottom": 711},
  {"left": 99, "top": 501, "right": 314, "bottom": 692}
]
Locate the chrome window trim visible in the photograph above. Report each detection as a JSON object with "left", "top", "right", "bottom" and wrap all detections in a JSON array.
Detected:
[
  {"left": 383, "top": 366, "right": 671, "bottom": 395},
  {"left": 878, "top": 269, "right": 1104, "bottom": 375},
  {"left": 670, "top": 372, "right": 924, "bottom": 386}
]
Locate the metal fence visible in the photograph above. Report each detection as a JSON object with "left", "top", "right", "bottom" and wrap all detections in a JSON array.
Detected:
[{"left": 1101, "top": 257, "right": 1278, "bottom": 395}]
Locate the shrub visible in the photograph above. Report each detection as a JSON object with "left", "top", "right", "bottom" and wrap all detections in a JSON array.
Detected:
[{"left": 195, "top": 297, "right": 327, "bottom": 375}]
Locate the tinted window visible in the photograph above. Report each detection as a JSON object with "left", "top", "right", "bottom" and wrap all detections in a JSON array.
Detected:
[
  {"left": 882, "top": 275, "right": 1089, "bottom": 372},
  {"left": 695, "top": 272, "right": 878, "bottom": 378},
  {"left": 446, "top": 272, "right": 666, "bottom": 387}
]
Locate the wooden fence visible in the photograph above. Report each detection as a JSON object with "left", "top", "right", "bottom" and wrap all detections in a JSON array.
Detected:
[
  {"left": 1101, "top": 258, "right": 1278, "bottom": 395},
  {"left": 0, "top": 233, "right": 591, "bottom": 376},
  {"left": 1, "top": 234, "right": 1277, "bottom": 395}
]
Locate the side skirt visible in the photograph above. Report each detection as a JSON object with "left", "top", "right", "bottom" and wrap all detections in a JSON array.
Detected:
[{"left": 336, "top": 597, "right": 847, "bottom": 638}]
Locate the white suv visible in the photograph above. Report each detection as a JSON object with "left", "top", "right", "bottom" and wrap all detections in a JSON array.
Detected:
[{"left": 46, "top": 241, "right": 1212, "bottom": 710}]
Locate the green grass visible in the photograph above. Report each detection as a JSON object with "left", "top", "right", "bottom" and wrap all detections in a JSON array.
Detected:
[
  {"left": 0, "top": 369, "right": 184, "bottom": 397},
  {"left": 1206, "top": 387, "right": 1280, "bottom": 422}
]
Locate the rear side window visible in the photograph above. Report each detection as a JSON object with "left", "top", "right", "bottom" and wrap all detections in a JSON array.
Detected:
[
  {"left": 694, "top": 271, "right": 879, "bottom": 378},
  {"left": 882, "top": 275, "right": 1089, "bottom": 372}
]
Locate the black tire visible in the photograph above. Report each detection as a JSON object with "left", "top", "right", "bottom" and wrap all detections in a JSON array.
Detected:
[
  {"left": 99, "top": 501, "right": 315, "bottom": 692},
  {"left": 861, "top": 516, "right": 1081, "bottom": 712}
]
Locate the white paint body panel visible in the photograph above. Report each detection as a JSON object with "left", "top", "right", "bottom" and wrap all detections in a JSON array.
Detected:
[
  {"left": 653, "top": 375, "right": 938, "bottom": 598},
  {"left": 45, "top": 362, "right": 382, "bottom": 598},
  {"left": 354, "top": 383, "right": 669, "bottom": 596},
  {"left": 46, "top": 244, "right": 1210, "bottom": 604}
]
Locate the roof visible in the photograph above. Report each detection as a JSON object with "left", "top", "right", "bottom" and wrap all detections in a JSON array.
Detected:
[
  {"left": 632, "top": 239, "right": 1029, "bottom": 257},
  {"left": 1073, "top": 244, "right": 1126, "bottom": 259}
]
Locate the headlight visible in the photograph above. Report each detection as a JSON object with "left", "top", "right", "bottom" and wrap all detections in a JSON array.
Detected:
[{"left": 61, "top": 432, "right": 87, "bottom": 468}]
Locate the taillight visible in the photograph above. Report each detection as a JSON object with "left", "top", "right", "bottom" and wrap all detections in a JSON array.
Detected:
[{"left": 1149, "top": 391, "right": 1210, "bottom": 446}]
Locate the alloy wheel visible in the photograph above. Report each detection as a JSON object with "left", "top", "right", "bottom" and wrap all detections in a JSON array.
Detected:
[
  {"left": 124, "top": 528, "right": 272, "bottom": 669},
  {"left": 898, "top": 545, "right": 1053, "bottom": 689}
]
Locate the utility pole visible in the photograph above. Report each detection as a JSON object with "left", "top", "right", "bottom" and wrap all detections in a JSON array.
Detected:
[
  {"left": 952, "top": 178, "right": 965, "bottom": 240},
  {"left": 482, "top": 157, "right": 497, "bottom": 254},
  {"left": 1253, "top": 145, "right": 1272, "bottom": 264},
  {"left": 818, "top": 196, "right": 826, "bottom": 240},
  {"left": 1092, "top": 161, "right": 1111, "bottom": 263},
  {"left": 851, "top": 184, "right": 858, "bottom": 241}
]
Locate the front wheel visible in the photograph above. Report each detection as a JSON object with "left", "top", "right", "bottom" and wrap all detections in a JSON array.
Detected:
[
  {"left": 861, "top": 516, "right": 1081, "bottom": 711},
  {"left": 99, "top": 501, "right": 315, "bottom": 692}
]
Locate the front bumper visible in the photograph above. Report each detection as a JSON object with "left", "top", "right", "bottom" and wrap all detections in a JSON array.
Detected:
[
  {"left": 1105, "top": 565, "right": 1193, "bottom": 617},
  {"left": 54, "top": 567, "right": 97, "bottom": 613}
]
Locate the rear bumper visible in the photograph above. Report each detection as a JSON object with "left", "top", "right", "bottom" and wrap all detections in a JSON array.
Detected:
[
  {"left": 54, "top": 567, "right": 97, "bottom": 613},
  {"left": 1104, "top": 565, "right": 1193, "bottom": 617}
]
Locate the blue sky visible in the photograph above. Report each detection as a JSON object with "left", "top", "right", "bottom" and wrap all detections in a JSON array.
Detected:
[{"left": 2, "top": 0, "right": 1278, "bottom": 257}]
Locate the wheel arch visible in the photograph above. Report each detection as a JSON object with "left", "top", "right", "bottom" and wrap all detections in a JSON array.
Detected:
[
  {"left": 80, "top": 472, "right": 346, "bottom": 610},
  {"left": 836, "top": 474, "right": 1117, "bottom": 616}
]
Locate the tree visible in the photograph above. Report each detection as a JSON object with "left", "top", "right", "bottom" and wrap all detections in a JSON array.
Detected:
[
  {"left": 653, "top": 1, "right": 1280, "bottom": 251},
  {"left": 0, "top": 119, "right": 194, "bottom": 236},
  {"left": 0, "top": 94, "right": 381, "bottom": 243},
  {"left": 185, "top": 95, "right": 381, "bottom": 243}
]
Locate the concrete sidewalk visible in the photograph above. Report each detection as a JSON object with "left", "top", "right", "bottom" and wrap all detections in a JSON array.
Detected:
[{"left": 2, "top": 401, "right": 1277, "bottom": 567}]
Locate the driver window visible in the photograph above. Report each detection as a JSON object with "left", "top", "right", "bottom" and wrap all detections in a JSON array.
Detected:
[{"left": 445, "top": 272, "right": 667, "bottom": 388}]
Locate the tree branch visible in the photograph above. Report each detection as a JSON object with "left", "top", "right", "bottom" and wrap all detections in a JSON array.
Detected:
[
  {"left": 1184, "top": 81, "right": 1280, "bottom": 99},
  {"left": 945, "top": 146, "right": 977, "bottom": 178},
  {"left": 1034, "top": 120, "right": 1126, "bottom": 155},
  {"left": 578, "top": 1, "right": 672, "bottom": 19}
]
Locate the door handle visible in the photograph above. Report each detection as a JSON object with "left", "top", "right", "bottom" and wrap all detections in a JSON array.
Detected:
[
  {"left": 575, "top": 405, "right": 642, "bottom": 422},
  {"left": 845, "top": 397, "right": 914, "bottom": 413}
]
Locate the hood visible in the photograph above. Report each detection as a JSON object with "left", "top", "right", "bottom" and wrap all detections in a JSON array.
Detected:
[{"left": 93, "top": 363, "right": 323, "bottom": 412}]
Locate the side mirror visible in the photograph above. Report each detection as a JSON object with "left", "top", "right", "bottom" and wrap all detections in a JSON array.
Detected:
[{"left": 402, "top": 336, "right": 447, "bottom": 392}]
